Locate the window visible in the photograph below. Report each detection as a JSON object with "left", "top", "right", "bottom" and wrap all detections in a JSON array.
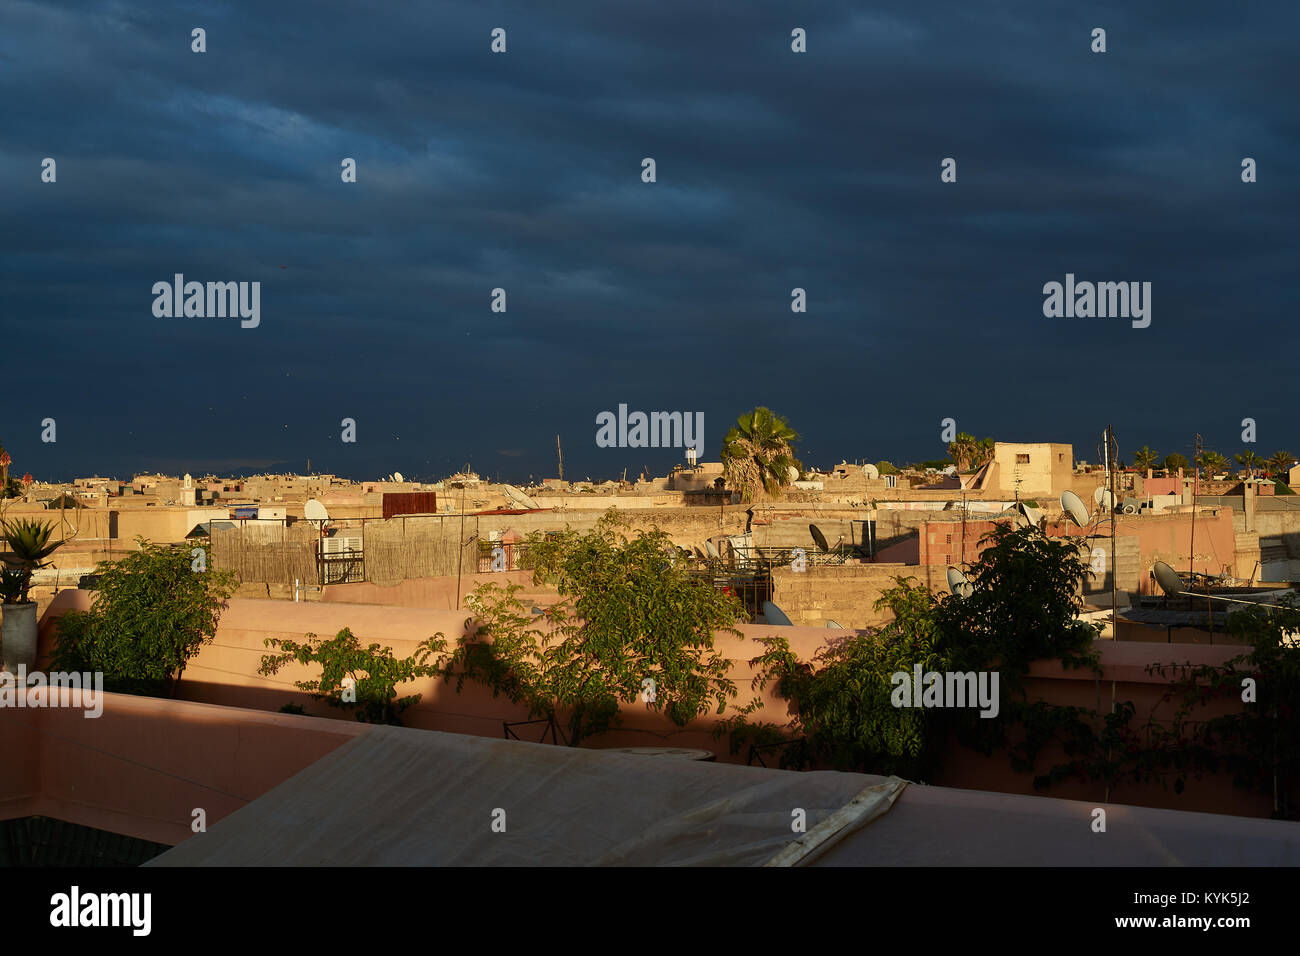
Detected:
[{"left": 1016, "top": 454, "right": 1030, "bottom": 464}]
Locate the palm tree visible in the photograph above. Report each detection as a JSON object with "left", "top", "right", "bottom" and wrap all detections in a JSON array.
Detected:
[
  {"left": 1235, "top": 450, "right": 1262, "bottom": 479},
  {"left": 1267, "top": 450, "right": 1294, "bottom": 477},
  {"left": 947, "top": 433, "right": 978, "bottom": 471},
  {"left": 720, "top": 407, "right": 800, "bottom": 502},
  {"left": 973, "top": 436, "right": 995, "bottom": 468},
  {"left": 1133, "top": 446, "right": 1160, "bottom": 473},
  {"left": 1197, "top": 450, "right": 1228, "bottom": 478}
]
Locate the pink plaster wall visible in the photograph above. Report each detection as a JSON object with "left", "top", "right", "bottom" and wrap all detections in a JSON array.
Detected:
[{"left": 28, "top": 592, "right": 1278, "bottom": 820}]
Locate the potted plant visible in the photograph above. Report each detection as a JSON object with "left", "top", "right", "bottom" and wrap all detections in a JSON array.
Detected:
[{"left": 1, "top": 518, "right": 65, "bottom": 674}]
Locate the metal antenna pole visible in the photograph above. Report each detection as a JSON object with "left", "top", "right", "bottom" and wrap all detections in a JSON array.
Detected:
[
  {"left": 1108, "top": 425, "right": 1118, "bottom": 636},
  {"left": 455, "top": 482, "right": 466, "bottom": 610}
]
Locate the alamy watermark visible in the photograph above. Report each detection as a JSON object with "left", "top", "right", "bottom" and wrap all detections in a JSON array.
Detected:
[
  {"left": 152, "top": 274, "right": 260, "bottom": 328},
  {"left": 0, "top": 667, "right": 104, "bottom": 717},
  {"left": 891, "top": 665, "right": 1000, "bottom": 718},
  {"left": 50, "top": 886, "right": 150, "bottom": 935},
  {"left": 1042, "top": 274, "right": 1150, "bottom": 329},
  {"left": 595, "top": 405, "right": 702, "bottom": 457}
]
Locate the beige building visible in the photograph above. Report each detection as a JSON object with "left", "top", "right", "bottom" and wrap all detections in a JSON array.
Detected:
[{"left": 987, "top": 442, "right": 1073, "bottom": 499}]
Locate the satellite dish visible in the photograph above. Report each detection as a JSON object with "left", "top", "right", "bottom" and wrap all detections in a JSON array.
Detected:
[
  {"left": 809, "top": 524, "right": 830, "bottom": 553},
  {"left": 786, "top": 465, "right": 800, "bottom": 483},
  {"left": 946, "top": 567, "right": 973, "bottom": 599},
  {"left": 693, "top": 546, "right": 706, "bottom": 560},
  {"left": 825, "top": 619, "right": 844, "bottom": 629},
  {"left": 1094, "top": 487, "right": 1114, "bottom": 510},
  {"left": 304, "top": 499, "right": 329, "bottom": 524},
  {"left": 704, "top": 540, "right": 719, "bottom": 559},
  {"left": 1018, "top": 502, "right": 1044, "bottom": 527},
  {"left": 1060, "top": 490, "right": 1089, "bottom": 529},
  {"left": 862, "top": 464, "right": 880, "bottom": 480},
  {"left": 393, "top": 471, "right": 404, "bottom": 482},
  {"left": 1153, "top": 561, "right": 1185, "bottom": 596},
  {"left": 942, "top": 465, "right": 958, "bottom": 476},
  {"left": 762, "top": 601, "right": 794, "bottom": 626}
]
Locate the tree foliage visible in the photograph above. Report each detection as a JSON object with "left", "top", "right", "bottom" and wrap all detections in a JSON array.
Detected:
[
  {"left": 720, "top": 407, "right": 801, "bottom": 502},
  {"left": 50, "top": 538, "right": 237, "bottom": 695},
  {"left": 259, "top": 627, "right": 448, "bottom": 725},
  {"left": 720, "top": 524, "right": 1101, "bottom": 778},
  {"left": 1234, "top": 450, "right": 1261, "bottom": 478},
  {"left": 721, "top": 578, "right": 948, "bottom": 778},
  {"left": 1266, "top": 450, "right": 1293, "bottom": 476},
  {"left": 1197, "top": 450, "right": 1228, "bottom": 477},
  {"left": 446, "top": 510, "right": 746, "bottom": 746},
  {"left": 1133, "top": 446, "right": 1160, "bottom": 472},
  {"left": 946, "top": 433, "right": 994, "bottom": 472}
]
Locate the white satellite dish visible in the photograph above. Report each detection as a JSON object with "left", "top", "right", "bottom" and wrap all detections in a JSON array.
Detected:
[
  {"left": 704, "top": 540, "right": 719, "bottom": 559},
  {"left": 762, "top": 601, "right": 794, "bottom": 626},
  {"left": 1094, "top": 487, "right": 1114, "bottom": 510},
  {"left": 304, "top": 499, "right": 329, "bottom": 524},
  {"left": 946, "top": 566, "right": 973, "bottom": 599},
  {"left": 1018, "top": 501, "right": 1044, "bottom": 527},
  {"left": 1060, "top": 490, "right": 1089, "bottom": 529},
  {"left": 825, "top": 619, "right": 844, "bottom": 629},
  {"left": 1153, "top": 561, "right": 1185, "bottom": 596},
  {"left": 786, "top": 465, "right": 800, "bottom": 483},
  {"left": 862, "top": 463, "right": 880, "bottom": 480},
  {"left": 393, "top": 471, "right": 404, "bottom": 482}
]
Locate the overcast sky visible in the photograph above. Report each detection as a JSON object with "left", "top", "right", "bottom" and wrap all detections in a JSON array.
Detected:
[{"left": 1, "top": 0, "right": 1296, "bottom": 482}]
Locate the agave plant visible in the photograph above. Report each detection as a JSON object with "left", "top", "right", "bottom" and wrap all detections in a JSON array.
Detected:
[
  {"left": 0, "top": 569, "right": 24, "bottom": 604},
  {"left": 1, "top": 518, "right": 64, "bottom": 604}
]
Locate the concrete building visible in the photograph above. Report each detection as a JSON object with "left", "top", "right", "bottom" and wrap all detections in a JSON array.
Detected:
[{"left": 986, "top": 442, "right": 1073, "bottom": 500}]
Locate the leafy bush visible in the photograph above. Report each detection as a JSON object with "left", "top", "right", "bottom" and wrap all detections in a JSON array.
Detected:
[
  {"left": 50, "top": 538, "right": 237, "bottom": 695},
  {"left": 260, "top": 627, "right": 447, "bottom": 725},
  {"left": 720, "top": 524, "right": 1101, "bottom": 779},
  {"left": 446, "top": 510, "right": 746, "bottom": 746},
  {"left": 721, "top": 578, "right": 948, "bottom": 778}
]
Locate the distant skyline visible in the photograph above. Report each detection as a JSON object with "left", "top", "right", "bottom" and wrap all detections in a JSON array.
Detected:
[{"left": 2, "top": 1, "right": 1296, "bottom": 483}]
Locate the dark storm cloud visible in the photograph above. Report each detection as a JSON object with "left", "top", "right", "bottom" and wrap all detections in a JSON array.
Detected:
[{"left": 0, "top": 0, "right": 1296, "bottom": 481}]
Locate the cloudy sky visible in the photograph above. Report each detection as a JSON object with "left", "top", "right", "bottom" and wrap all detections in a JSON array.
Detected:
[{"left": 1, "top": 0, "right": 1296, "bottom": 482}]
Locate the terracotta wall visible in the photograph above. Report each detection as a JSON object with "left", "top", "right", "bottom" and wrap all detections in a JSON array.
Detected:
[
  {"left": 0, "top": 692, "right": 367, "bottom": 846},
  {"left": 29, "top": 594, "right": 1277, "bottom": 819}
]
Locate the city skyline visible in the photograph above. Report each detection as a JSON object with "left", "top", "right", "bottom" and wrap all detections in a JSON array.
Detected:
[{"left": 3, "top": 0, "right": 1295, "bottom": 481}]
